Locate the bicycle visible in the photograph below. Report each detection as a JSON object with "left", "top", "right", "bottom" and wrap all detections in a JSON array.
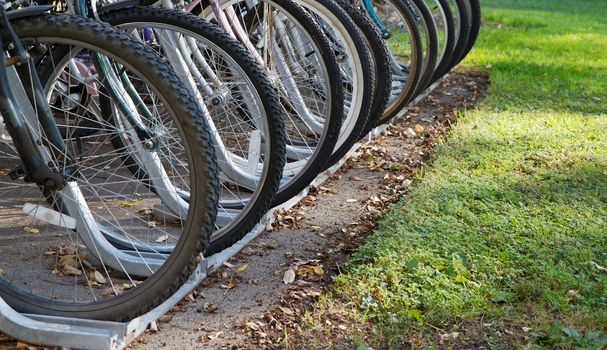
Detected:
[{"left": 0, "top": 4, "right": 219, "bottom": 321}]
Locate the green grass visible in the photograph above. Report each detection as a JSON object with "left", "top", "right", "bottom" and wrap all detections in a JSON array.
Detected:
[{"left": 320, "top": 0, "right": 607, "bottom": 348}]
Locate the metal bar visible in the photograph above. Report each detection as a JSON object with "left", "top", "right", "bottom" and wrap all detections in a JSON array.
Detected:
[{"left": 0, "top": 299, "right": 118, "bottom": 350}]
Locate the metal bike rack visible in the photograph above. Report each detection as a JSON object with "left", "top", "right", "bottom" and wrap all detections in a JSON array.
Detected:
[{"left": 0, "top": 80, "right": 441, "bottom": 350}]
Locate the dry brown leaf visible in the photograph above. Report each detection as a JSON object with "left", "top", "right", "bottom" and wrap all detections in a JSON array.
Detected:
[
  {"left": 279, "top": 306, "right": 294, "bottom": 315},
  {"left": 220, "top": 276, "right": 237, "bottom": 290},
  {"left": 63, "top": 265, "right": 82, "bottom": 276},
  {"left": 59, "top": 254, "right": 79, "bottom": 269},
  {"left": 310, "top": 265, "right": 325, "bottom": 276},
  {"left": 203, "top": 302, "right": 218, "bottom": 314},
  {"left": 297, "top": 265, "right": 325, "bottom": 276},
  {"left": 44, "top": 248, "right": 57, "bottom": 255},
  {"left": 15, "top": 341, "right": 38, "bottom": 350}
]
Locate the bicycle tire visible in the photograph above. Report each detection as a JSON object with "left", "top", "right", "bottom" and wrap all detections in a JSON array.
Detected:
[
  {"left": 445, "top": 0, "right": 470, "bottom": 70},
  {"left": 374, "top": 0, "right": 424, "bottom": 124},
  {"left": 306, "top": 0, "right": 376, "bottom": 167},
  {"left": 408, "top": 0, "right": 439, "bottom": 92},
  {"left": 428, "top": 0, "right": 455, "bottom": 82},
  {"left": 457, "top": 0, "right": 480, "bottom": 63},
  {"left": 336, "top": 0, "right": 392, "bottom": 137},
  {"left": 0, "top": 13, "right": 218, "bottom": 321}
]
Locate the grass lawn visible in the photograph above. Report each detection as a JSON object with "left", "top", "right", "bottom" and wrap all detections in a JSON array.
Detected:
[{"left": 309, "top": 0, "right": 607, "bottom": 348}]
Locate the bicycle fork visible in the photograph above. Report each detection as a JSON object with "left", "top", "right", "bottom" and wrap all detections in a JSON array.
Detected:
[{"left": 0, "top": 8, "right": 73, "bottom": 189}]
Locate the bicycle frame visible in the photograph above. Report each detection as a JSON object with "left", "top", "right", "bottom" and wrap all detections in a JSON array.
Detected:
[
  {"left": 183, "top": 0, "right": 328, "bottom": 152},
  {"left": 0, "top": 6, "right": 72, "bottom": 190},
  {"left": 358, "top": 0, "right": 391, "bottom": 38}
]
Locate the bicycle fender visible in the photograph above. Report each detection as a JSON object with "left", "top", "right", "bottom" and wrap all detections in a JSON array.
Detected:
[
  {"left": 98, "top": 0, "right": 141, "bottom": 14},
  {"left": 6, "top": 6, "right": 53, "bottom": 20}
]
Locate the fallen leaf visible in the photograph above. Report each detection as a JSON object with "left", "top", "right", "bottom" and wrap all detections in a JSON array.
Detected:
[
  {"left": 345, "top": 199, "right": 358, "bottom": 203},
  {"left": 16, "top": 341, "right": 37, "bottom": 350},
  {"left": 414, "top": 124, "right": 425, "bottom": 133},
  {"left": 297, "top": 265, "right": 325, "bottom": 277},
  {"left": 220, "top": 276, "right": 237, "bottom": 291},
  {"left": 591, "top": 261, "right": 607, "bottom": 273},
  {"left": 207, "top": 331, "right": 224, "bottom": 340},
  {"left": 283, "top": 268, "right": 295, "bottom": 284},
  {"left": 59, "top": 254, "right": 79, "bottom": 269},
  {"left": 235, "top": 263, "right": 249, "bottom": 273},
  {"left": 118, "top": 200, "right": 140, "bottom": 208},
  {"left": 202, "top": 302, "right": 218, "bottom": 314},
  {"left": 90, "top": 271, "right": 106, "bottom": 284},
  {"left": 44, "top": 248, "right": 57, "bottom": 255},
  {"left": 155, "top": 234, "right": 168, "bottom": 243},
  {"left": 294, "top": 280, "right": 312, "bottom": 287},
  {"left": 279, "top": 306, "right": 294, "bottom": 315},
  {"left": 63, "top": 265, "right": 82, "bottom": 276},
  {"left": 23, "top": 226, "right": 39, "bottom": 234}
]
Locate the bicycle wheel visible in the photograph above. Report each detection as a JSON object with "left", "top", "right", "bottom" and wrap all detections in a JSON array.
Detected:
[
  {"left": 444, "top": 0, "right": 470, "bottom": 70},
  {"left": 0, "top": 13, "right": 218, "bottom": 321},
  {"left": 96, "top": 7, "right": 286, "bottom": 255},
  {"left": 457, "top": 0, "right": 480, "bottom": 63},
  {"left": 426, "top": 0, "right": 455, "bottom": 82},
  {"left": 191, "top": 0, "right": 345, "bottom": 206},
  {"left": 408, "top": 0, "right": 439, "bottom": 93},
  {"left": 371, "top": 0, "right": 424, "bottom": 124},
  {"left": 297, "top": 0, "right": 376, "bottom": 168},
  {"left": 335, "top": 0, "right": 392, "bottom": 139}
]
